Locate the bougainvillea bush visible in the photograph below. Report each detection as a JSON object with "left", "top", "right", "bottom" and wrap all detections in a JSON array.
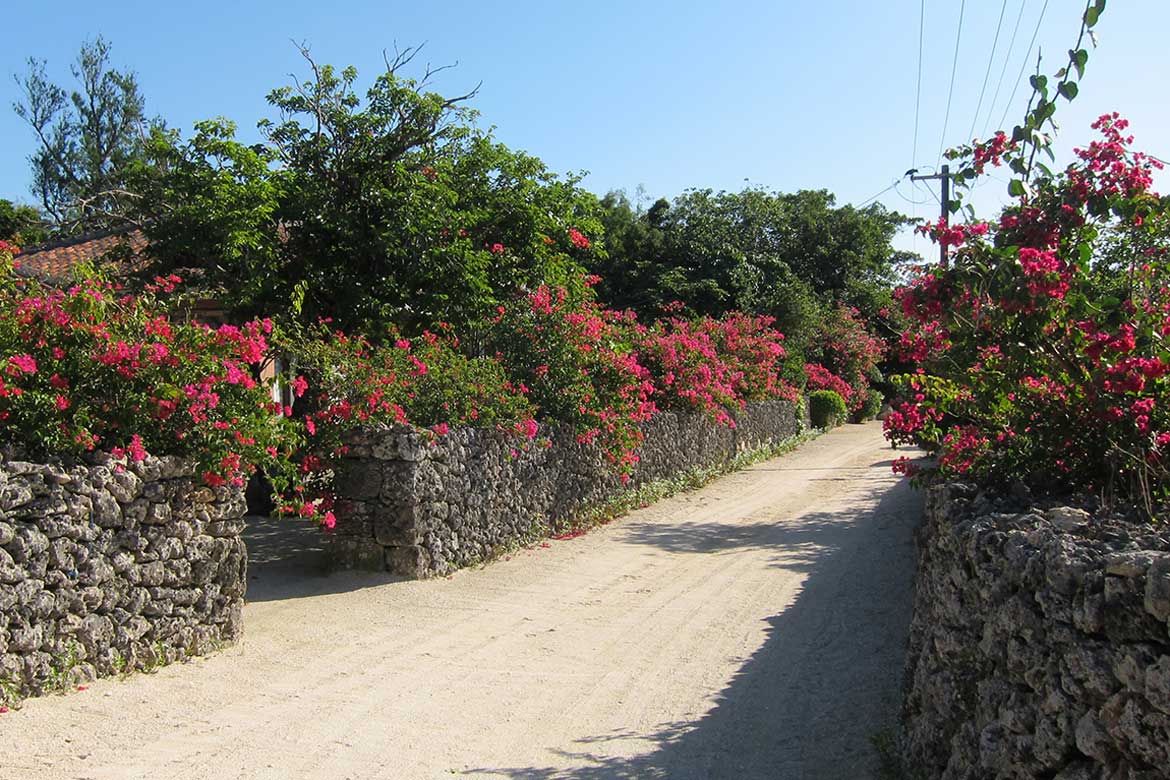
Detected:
[
  {"left": 0, "top": 244, "right": 305, "bottom": 506},
  {"left": 886, "top": 112, "right": 1170, "bottom": 507},
  {"left": 281, "top": 321, "right": 541, "bottom": 464},
  {"left": 486, "top": 282, "right": 657, "bottom": 477},
  {"left": 803, "top": 304, "right": 885, "bottom": 416},
  {"left": 484, "top": 282, "right": 806, "bottom": 476},
  {"left": 633, "top": 311, "right": 797, "bottom": 427},
  {"left": 288, "top": 324, "right": 538, "bottom": 437}
]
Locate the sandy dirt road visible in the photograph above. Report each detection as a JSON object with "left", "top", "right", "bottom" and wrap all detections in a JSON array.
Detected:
[{"left": 0, "top": 422, "right": 921, "bottom": 780}]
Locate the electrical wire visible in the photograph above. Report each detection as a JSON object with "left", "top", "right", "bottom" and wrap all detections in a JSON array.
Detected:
[
  {"left": 856, "top": 180, "right": 900, "bottom": 208},
  {"left": 940, "top": 0, "right": 968, "bottom": 166},
  {"left": 911, "top": 0, "right": 925, "bottom": 168},
  {"left": 895, "top": 178, "right": 934, "bottom": 207},
  {"left": 982, "top": 0, "right": 1029, "bottom": 138},
  {"left": 968, "top": 0, "right": 1010, "bottom": 143},
  {"left": 997, "top": 0, "right": 1051, "bottom": 133}
]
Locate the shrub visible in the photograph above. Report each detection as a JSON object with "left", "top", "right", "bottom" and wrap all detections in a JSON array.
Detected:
[
  {"left": 284, "top": 324, "right": 538, "bottom": 437},
  {"left": 804, "top": 362, "right": 855, "bottom": 408},
  {"left": 803, "top": 304, "right": 885, "bottom": 413},
  {"left": 886, "top": 111, "right": 1170, "bottom": 507},
  {"left": 0, "top": 247, "right": 303, "bottom": 504},
  {"left": 632, "top": 311, "right": 796, "bottom": 426},
  {"left": 487, "top": 282, "right": 656, "bottom": 478},
  {"left": 808, "top": 390, "right": 847, "bottom": 429},
  {"left": 855, "top": 389, "right": 884, "bottom": 422}
]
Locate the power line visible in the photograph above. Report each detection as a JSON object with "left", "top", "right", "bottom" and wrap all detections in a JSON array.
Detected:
[
  {"left": 968, "top": 0, "right": 1010, "bottom": 143},
  {"left": 983, "top": 0, "right": 1030, "bottom": 138},
  {"left": 997, "top": 0, "right": 1051, "bottom": 133},
  {"left": 856, "top": 180, "right": 900, "bottom": 208},
  {"left": 895, "top": 178, "right": 934, "bottom": 207},
  {"left": 937, "top": 0, "right": 968, "bottom": 166},
  {"left": 911, "top": 0, "right": 925, "bottom": 168}
]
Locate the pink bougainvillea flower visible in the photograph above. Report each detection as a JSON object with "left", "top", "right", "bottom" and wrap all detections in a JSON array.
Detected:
[{"left": 6, "top": 354, "right": 37, "bottom": 375}]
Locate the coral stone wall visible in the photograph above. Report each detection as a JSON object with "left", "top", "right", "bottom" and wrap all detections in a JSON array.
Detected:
[
  {"left": 0, "top": 455, "right": 248, "bottom": 701},
  {"left": 331, "top": 399, "right": 804, "bottom": 577},
  {"left": 903, "top": 483, "right": 1170, "bottom": 779}
]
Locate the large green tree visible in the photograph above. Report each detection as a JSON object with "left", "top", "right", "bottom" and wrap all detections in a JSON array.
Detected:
[
  {"left": 14, "top": 37, "right": 156, "bottom": 235},
  {"left": 0, "top": 199, "right": 48, "bottom": 245},
  {"left": 131, "top": 46, "right": 601, "bottom": 335},
  {"left": 591, "top": 186, "right": 909, "bottom": 323}
]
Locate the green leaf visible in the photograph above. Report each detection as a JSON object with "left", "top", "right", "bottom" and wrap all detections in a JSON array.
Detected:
[
  {"left": 1071, "top": 48, "right": 1089, "bottom": 78},
  {"left": 1059, "top": 81, "right": 1079, "bottom": 101},
  {"left": 1085, "top": 6, "right": 1099, "bottom": 27},
  {"left": 1008, "top": 179, "right": 1026, "bottom": 197}
]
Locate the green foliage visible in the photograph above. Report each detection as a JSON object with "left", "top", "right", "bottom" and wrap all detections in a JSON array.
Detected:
[
  {"left": 131, "top": 46, "right": 601, "bottom": 336},
  {"left": 590, "top": 186, "right": 908, "bottom": 323},
  {"left": 14, "top": 36, "right": 157, "bottom": 235},
  {"left": 589, "top": 192, "right": 682, "bottom": 313},
  {"left": 0, "top": 200, "right": 48, "bottom": 246},
  {"left": 808, "top": 390, "right": 848, "bottom": 429},
  {"left": 856, "top": 389, "right": 885, "bottom": 423},
  {"left": 278, "top": 322, "right": 538, "bottom": 434}
]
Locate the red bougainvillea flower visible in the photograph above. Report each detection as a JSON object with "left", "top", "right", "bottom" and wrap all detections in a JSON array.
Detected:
[{"left": 568, "top": 228, "right": 591, "bottom": 249}]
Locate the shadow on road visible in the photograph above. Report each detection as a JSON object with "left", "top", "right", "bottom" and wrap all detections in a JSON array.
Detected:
[
  {"left": 614, "top": 514, "right": 843, "bottom": 576},
  {"left": 466, "top": 477, "right": 922, "bottom": 780},
  {"left": 243, "top": 516, "right": 401, "bottom": 602}
]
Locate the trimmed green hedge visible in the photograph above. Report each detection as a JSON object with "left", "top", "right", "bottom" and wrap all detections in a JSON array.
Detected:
[
  {"left": 808, "top": 390, "right": 847, "bottom": 429},
  {"left": 855, "top": 389, "right": 884, "bottom": 423}
]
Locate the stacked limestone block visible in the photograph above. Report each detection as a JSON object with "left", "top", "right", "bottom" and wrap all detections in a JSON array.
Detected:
[
  {"left": 331, "top": 399, "right": 804, "bottom": 577},
  {"left": 903, "top": 483, "right": 1170, "bottom": 779},
  {"left": 0, "top": 455, "right": 247, "bottom": 701}
]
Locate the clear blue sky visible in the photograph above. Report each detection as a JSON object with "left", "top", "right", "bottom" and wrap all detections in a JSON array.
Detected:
[{"left": 2, "top": 1, "right": 1167, "bottom": 256}]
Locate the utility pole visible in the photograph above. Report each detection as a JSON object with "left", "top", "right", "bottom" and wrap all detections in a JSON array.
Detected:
[{"left": 910, "top": 164, "right": 953, "bottom": 266}]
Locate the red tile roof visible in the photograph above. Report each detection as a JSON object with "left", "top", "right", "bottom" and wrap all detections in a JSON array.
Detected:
[{"left": 13, "top": 228, "right": 148, "bottom": 281}]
